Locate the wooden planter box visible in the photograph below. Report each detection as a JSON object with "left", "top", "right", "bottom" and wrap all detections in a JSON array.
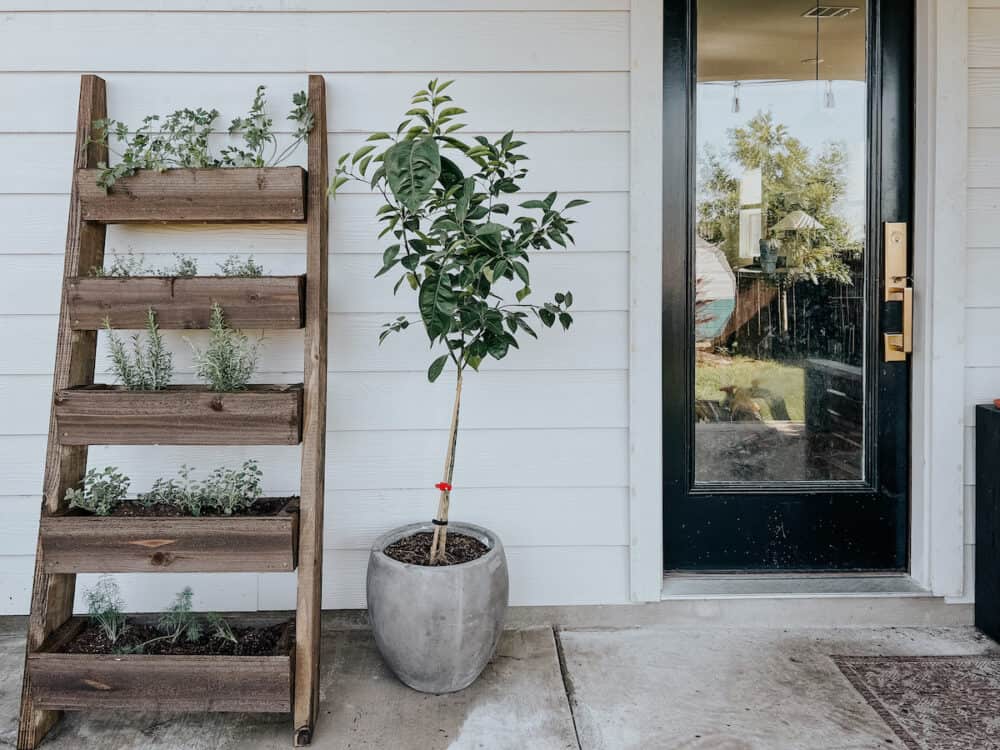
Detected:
[
  {"left": 76, "top": 167, "right": 307, "bottom": 224},
  {"left": 54, "top": 384, "right": 303, "bottom": 445},
  {"left": 28, "top": 615, "right": 294, "bottom": 713},
  {"left": 67, "top": 276, "right": 306, "bottom": 330},
  {"left": 39, "top": 499, "right": 298, "bottom": 574}
]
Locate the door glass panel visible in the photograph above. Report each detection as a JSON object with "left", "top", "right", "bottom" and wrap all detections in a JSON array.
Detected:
[{"left": 694, "top": 1, "right": 867, "bottom": 483}]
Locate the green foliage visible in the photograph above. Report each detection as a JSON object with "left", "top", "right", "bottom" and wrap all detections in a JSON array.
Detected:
[
  {"left": 330, "top": 80, "right": 583, "bottom": 382},
  {"left": 138, "top": 460, "right": 263, "bottom": 516},
  {"left": 90, "top": 249, "right": 153, "bottom": 278},
  {"left": 105, "top": 308, "right": 173, "bottom": 390},
  {"left": 221, "top": 85, "right": 314, "bottom": 168},
  {"left": 163, "top": 253, "right": 199, "bottom": 278},
  {"left": 218, "top": 254, "right": 264, "bottom": 277},
  {"left": 65, "top": 466, "right": 130, "bottom": 516},
  {"left": 206, "top": 612, "right": 239, "bottom": 645},
  {"left": 92, "top": 87, "right": 313, "bottom": 189},
  {"left": 190, "top": 303, "right": 259, "bottom": 392},
  {"left": 697, "top": 111, "right": 856, "bottom": 285},
  {"left": 85, "top": 576, "right": 128, "bottom": 646},
  {"left": 157, "top": 587, "right": 202, "bottom": 644}
]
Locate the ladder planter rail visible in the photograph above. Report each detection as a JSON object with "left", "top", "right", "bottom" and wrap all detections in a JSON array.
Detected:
[
  {"left": 68, "top": 275, "right": 306, "bottom": 330},
  {"left": 40, "top": 499, "right": 299, "bottom": 574},
  {"left": 77, "top": 166, "right": 307, "bottom": 224},
  {"left": 18, "top": 74, "right": 328, "bottom": 749},
  {"left": 54, "top": 384, "right": 304, "bottom": 446},
  {"left": 28, "top": 614, "right": 294, "bottom": 713}
]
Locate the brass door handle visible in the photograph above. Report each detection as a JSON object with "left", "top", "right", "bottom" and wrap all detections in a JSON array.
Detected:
[{"left": 883, "top": 222, "right": 911, "bottom": 362}]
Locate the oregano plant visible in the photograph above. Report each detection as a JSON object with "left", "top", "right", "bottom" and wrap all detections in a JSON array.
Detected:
[{"left": 330, "top": 80, "right": 585, "bottom": 564}]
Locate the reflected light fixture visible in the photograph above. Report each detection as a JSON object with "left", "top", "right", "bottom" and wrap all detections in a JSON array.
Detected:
[
  {"left": 731, "top": 81, "right": 741, "bottom": 113},
  {"left": 824, "top": 80, "right": 836, "bottom": 109}
]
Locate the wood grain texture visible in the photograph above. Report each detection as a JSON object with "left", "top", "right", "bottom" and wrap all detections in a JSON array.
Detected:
[
  {"left": 294, "top": 74, "right": 328, "bottom": 746},
  {"left": 76, "top": 167, "right": 307, "bottom": 223},
  {"left": 67, "top": 275, "right": 305, "bottom": 330},
  {"left": 39, "top": 499, "right": 298, "bottom": 574},
  {"left": 54, "top": 384, "right": 303, "bottom": 446},
  {"left": 28, "top": 615, "right": 293, "bottom": 713},
  {"left": 18, "top": 74, "right": 108, "bottom": 750}
]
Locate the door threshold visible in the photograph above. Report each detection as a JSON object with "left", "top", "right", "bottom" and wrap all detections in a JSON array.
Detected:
[{"left": 661, "top": 572, "right": 931, "bottom": 600}]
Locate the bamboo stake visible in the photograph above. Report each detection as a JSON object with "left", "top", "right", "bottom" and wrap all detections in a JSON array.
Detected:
[{"left": 429, "top": 369, "right": 463, "bottom": 564}]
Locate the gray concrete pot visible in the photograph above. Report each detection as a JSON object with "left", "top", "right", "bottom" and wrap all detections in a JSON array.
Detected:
[{"left": 366, "top": 521, "right": 509, "bottom": 693}]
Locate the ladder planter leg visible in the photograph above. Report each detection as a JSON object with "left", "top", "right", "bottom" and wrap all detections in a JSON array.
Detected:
[
  {"left": 294, "top": 73, "right": 329, "bottom": 747},
  {"left": 17, "top": 74, "right": 108, "bottom": 750}
]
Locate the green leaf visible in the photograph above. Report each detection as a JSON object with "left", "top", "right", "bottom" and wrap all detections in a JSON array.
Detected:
[
  {"left": 367, "top": 132, "right": 392, "bottom": 141},
  {"left": 438, "top": 156, "right": 464, "bottom": 189},
  {"left": 384, "top": 136, "right": 441, "bottom": 212},
  {"left": 513, "top": 262, "right": 530, "bottom": 285},
  {"left": 539, "top": 308, "right": 556, "bottom": 327},
  {"left": 515, "top": 285, "right": 531, "bottom": 302},
  {"left": 427, "top": 354, "right": 448, "bottom": 383},
  {"left": 418, "top": 273, "right": 457, "bottom": 340},
  {"left": 564, "top": 198, "right": 589, "bottom": 209},
  {"left": 558, "top": 312, "right": 573, "bottom": 330},
  {"left": 352, "top": 144, "right": 376, "bottom": 165},
  {"left": 519, "top": 199, "right": 547, "bottom": 209}
]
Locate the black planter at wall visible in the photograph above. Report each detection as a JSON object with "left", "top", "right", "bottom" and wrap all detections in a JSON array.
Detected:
[{"left": 975, "top": 404, "right": 1000, "bottom": 643}]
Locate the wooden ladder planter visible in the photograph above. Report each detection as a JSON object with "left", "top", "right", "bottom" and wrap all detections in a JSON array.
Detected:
[
  {"left": 18, "top": 74, "right": 328, "bottom": 749},
  {"left": 39, "top": 499, "right": 299, "bottom": 574},
  {"left": 67, "top": 275, "right": 306, "bottom": 330},
  {"left": 54, "top": 384, "right": 304, "bottom": 446},
  {"left": 28, "top": 615, "right": 294, "bottom": 713}
]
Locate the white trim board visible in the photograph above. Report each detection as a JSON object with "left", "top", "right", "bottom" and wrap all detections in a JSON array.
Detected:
[{"left": 627, "top": 0, "right": 664, "bottom": 602}]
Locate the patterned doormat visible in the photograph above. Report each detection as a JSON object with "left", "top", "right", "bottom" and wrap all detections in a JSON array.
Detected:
[{"left": 833, "top": 655, "right": 1000, "bottom": 750}]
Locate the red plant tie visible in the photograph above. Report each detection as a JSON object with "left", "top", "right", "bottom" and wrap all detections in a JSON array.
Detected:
[{"left": 435, "top": 482, "right": 452, "bottom": 492}]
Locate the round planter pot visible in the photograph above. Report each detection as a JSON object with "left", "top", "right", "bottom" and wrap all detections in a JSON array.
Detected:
[{"left": 366, "top": 521, "right": 509, "bottom": 693}]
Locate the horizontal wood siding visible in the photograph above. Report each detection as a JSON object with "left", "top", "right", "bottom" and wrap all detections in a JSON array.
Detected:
[
  {"left": 0, "top": 2, "right": 632, "bottom": 611},
  {"left": 965, "top": 4, "right": 1000, "bottom": 601}
]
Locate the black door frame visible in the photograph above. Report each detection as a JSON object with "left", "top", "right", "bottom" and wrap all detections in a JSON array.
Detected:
[{"left": 662, "top": 0, "right": 914, "bottom": 571}]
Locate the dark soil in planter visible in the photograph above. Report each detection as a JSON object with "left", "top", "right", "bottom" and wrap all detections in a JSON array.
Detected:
[
  {"left": 64, "top": 620, "right": 288, "bottom": 656},
  {"left": 384, "top": 531, "right": 488, "bottom": 566},
  {"left": 75, "top": 498, "right": 291, "bottom": 518}
]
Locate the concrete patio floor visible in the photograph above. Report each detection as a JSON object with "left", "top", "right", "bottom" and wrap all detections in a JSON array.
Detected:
[{"left": 0, "top": 616, "right": 996, "bottom": 749}]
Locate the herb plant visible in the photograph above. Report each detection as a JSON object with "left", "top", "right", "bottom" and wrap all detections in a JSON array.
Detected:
[
  {"left": 163, "top": 253, "right": 199, "bottom": 278},
  {"left": 65, "top": 466, "right": 130, "bottom": 516},
  {"left": 137, "top": 460, "right": 263, "bottom": 516},
  {"left": 330, "top": 80, "right": 584, "bottom": 563},
  {"left": 104, "top": 308, "right": 173, "bottom": 390},
  {"left": 90, "top": 250, "right": 152, "bottom": 278},
  {"left": 206, "top": 612, "right": 239, "bottom": 645},
  {"left": 158, "top": 587, "right": 202, "bottom": 644},
  {"left": 190, "top": 303, "right": 259, "bottom": 392},
  {"left": 92, "top": 86, "right": 313, "bottom": 189},
  {"left": 85, "top": 576, "right": 128, "bottom": 646},
  {"left": 218, "top": 254, "right": 264, "bottom": 277}
]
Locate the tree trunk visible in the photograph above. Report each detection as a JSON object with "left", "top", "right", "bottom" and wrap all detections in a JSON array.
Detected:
[{"left": 429, "top": 370, "right": 462, "bottom": 564}]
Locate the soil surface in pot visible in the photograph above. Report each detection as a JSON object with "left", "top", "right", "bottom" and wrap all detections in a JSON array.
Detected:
[
  {"left": 74, "top": 497, "right": 291, "bottom": 518},
  {"left": 384, "top": 531, "right": 488, "bottom": 566},
  {"left": 63, "top": 621, "right": 288, "bottom": 656}
]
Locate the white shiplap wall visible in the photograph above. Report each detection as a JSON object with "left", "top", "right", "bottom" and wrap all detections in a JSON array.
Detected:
[
  {"left": 0, "top": 2, "right": 633, "bottom": 612},
  {"left": 964, "top": 2, "right": 1000, "bottom": 601}
]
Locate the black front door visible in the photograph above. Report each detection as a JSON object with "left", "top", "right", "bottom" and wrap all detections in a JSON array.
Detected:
[{"left": 663, "top": 0, "right": 913, "bottom": 570}]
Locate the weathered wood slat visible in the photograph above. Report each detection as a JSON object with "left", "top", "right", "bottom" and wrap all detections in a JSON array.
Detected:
[
  {"left": 68, "top": 276, "right": 306, "bottom": 330},
  {"left": 40, "top": 499, "right": 298, "bottom": 574},
  {"left": 28, "top": 615, "right": 293, "bottom": 713},
  {"left": 18, "top": 74, "right": 108, "bottom": 750},
  {"left": 54, "top": 384, "right": 303, "bottom": 446},
  {"left": 76, "top": 167, "right": 307, "bottom": 224},
  {"left": 294, "top": 74, "right": 329, "bottom": 747}
]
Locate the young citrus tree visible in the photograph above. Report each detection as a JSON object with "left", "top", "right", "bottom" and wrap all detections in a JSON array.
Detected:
[{"left": 330, "top": 80, "right": 585, "bottom": 564}]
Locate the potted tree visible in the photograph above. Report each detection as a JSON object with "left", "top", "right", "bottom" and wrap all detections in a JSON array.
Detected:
[{"left": 331, "top": 80, "right": 585, "bottom": 693}]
